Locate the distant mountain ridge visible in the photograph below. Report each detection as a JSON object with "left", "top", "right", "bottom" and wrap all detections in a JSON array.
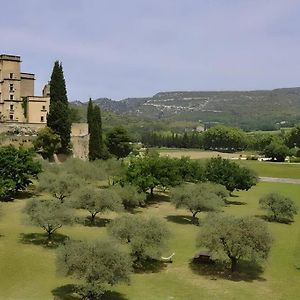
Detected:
[{"left": 71, "top": 87, "right": 300, "bottom": 130}]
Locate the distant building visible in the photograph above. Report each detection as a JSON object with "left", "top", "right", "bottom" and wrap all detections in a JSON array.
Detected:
[{"left": 0, "top": 54, "right": 50, "bottom": 124}]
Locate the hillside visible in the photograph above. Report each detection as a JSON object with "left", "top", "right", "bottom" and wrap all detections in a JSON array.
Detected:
[{"left": 71, "top": 87, "right": 300, "bottom": 131}]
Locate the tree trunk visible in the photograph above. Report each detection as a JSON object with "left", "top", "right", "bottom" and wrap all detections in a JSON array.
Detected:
[
  {"left": 230, "top": 257, "right": 238, "bottom": 272},
  {"left": 191, "top": 211, "right": 199, "bottom": 224},
  {"left": 150, "top": 187, "right": 154, "bottom": 197},
  {"left": 90, "top": 213, "right": 97, "bottom": 224}
]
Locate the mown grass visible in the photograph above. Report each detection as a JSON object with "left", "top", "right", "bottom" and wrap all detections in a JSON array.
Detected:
[
  {"left": 0, "top": 182, "right": 299, "bottom": 299},
  {"left": 238, "top": 160, "right": 300, "bottom": 179}
]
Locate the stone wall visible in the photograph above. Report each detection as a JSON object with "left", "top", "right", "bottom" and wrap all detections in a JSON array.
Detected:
[{"left": 0, "top": 122, "right": 90, "bottom": 160}]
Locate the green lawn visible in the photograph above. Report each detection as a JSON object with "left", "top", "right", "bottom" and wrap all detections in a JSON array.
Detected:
[
  {"left": 238, "top": 160, "right": 300, "bottom": 179},
  {"left": 0, "top": 182, "right": 299, "bottom": 299}
]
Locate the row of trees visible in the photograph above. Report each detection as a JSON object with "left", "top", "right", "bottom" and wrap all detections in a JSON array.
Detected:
[
  {"left": 142, "top": 124, "right": 300, "bottom": 161},
  {"left": 123, "top": 152, "right": 257, "bottom": 195}
]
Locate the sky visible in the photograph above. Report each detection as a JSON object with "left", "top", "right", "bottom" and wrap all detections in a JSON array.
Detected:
[{"left": 1, "top": 0, "right": 300, "bottom": 101}]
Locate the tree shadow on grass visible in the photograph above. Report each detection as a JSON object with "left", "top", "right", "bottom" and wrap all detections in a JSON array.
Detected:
[
  {"left": 19, "top": 232, "right": 69, "bottom": 248},
  {"left": 15, "top": 190, "right": 36, "bottom": 200},
  {"left": 189, "top": 259, "right": 265, "bottom": 282},
  {"left": 75, "top": 216, "right": 111, "bottom": 228},
  {"left": 165, "top": 215, "right": 194, "bottom": 225},
  {"left": 102, "top": 291, "right": 129, "bottom": 300},
  {"left": 1, "top": 190, "right": 36, "bottom": 202},
  {"left": 225, "top": 199, "right": 247, "bottom": 206},
  {"left": 134, "top": 259, "right": 167, "bottom": 274},
  {"left": 52, "top": 284, "right": 128, "bottom": 300},
  {"left": 255, "top": 215, "right": 293, "bottom": 225},
  {"left": 145, "top": 193, "right": 170, "bottom": 206},
  {"left": 51, "top": 284, "right": 78, "bottom": 300}
]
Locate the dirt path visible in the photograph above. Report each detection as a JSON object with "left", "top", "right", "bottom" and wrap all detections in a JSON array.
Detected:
[{"left": 259, "top": 177, "right": 300, "bottom": 184}]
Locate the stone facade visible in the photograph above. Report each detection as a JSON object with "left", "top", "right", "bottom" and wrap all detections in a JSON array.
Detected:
[{"left": 0, "top": 54, "right": 50, "bottom": 124}]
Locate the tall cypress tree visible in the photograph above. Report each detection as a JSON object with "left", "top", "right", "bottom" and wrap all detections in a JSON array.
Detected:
[
  {"left": 88, "top": 103, "right": 105, "bottom": 160},
  {"left": 47, "top": 61, "right": 71, "bottom": 154},
  {"left": 87, "top": 98, "right": 93, "bottom": 134}
]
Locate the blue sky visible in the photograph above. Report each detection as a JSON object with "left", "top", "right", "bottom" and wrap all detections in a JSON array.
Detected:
[{"left": 1, "top": 0, "right": 300, "bottom": 100}]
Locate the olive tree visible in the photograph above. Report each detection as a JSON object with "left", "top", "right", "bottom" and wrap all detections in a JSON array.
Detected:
[
  {"left": 197, "top": 214, "right": 272, "bottom": 272},
  {"left": 171, "top": 182, "right": 227, "bottom": 222},
  {"left": 112, "top": 185, "right": 146, "bottom": 210},
  {"left": 24, "top": 198, "right": 73, "bottom": 240},
  {"left": 259, "top": 193, "right": 298, "bottom": 222},
  {"left": 38, "top": 171, "right": 81, "bottom": 203},
  {"left": 57, "top": 239, "right": 131, "bottom": 299},
  {"left": 72, "top": 186, "right": 123, "bottom": 223},
  {"left": 108, "top": 214, "right": 171, "bottom": 265}
]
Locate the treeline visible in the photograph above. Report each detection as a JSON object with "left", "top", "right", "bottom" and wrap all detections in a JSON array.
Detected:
[
  {"left": 142, "top": 126, "right": 249, "bottom": 151},
  {"left": 142, "top": 124, "right": 300, "bottom": 161}
]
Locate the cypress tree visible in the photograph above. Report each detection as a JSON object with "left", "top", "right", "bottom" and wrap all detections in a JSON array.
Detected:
[
  {"left": 88, "top": 104, "right": 105, "bottom": 160},
  {"left": 87, "top": 98, "right": 93, "bottom": 133},
  {"left": 47, "top": 61, "right": 71, "bottom": 154}
]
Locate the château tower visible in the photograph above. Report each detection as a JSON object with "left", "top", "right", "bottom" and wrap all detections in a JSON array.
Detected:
[{"left": 0, "top": 54, "right": 50, "bottom": 123}]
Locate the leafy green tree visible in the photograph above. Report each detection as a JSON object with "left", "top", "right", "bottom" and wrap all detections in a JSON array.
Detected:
[
  {"left": 0, "top": 146, "right": 41, "bottom": 199},
  {"left": 197, "top": 214, "right": 272, "bottom": 272},
  {"left": 106, "top": 126, "right": 133, "bottom": 159},
  {"left": 47, "top": 61, "right": 71, "bottom": 154},
  {"left": 202, "top": 125, "right": 247, "bottom": 152},
  {"left": 72, "top": 186, "right": 123, "bottom": 223},
  {"left": 263, "top": 140, "right": 290, "bottom": 162},
  {"left": 246, "top": 132, "right": 274, "bottom": 151},
  {"left": 38, "top": 171, "right": 81, "bottom": 203},
  {"left": 56, "top": 239, "right": 132, "bottom": 299},
  {"left": 259, "top": 193, "right": 298, "bottom": 222},
  {"left": 24, "top": 198, "right": 73, "bottom": 240},
  {"left": 33, "top": 127, "right": 61, "bottom": 161},
  {"left": 171, "top": 182, "right": 227, "bottom": 222},
  {"left": 286, "top": 124, "right": 300, "bottom": 148},
  {"left": 124, "top": 152, "right": 182, "bottom": 196},
  {"left": 112, "top": 185, "right": 146, "bottom": 210},
  {"left": 108, "top": 215, "right": 171, "bottom": 265},
  {"left": 176, "top": 156, "right": 206, "bottom": 182},
  {"left": 205, "top": 156, "right": 257, "bottom": 192}
]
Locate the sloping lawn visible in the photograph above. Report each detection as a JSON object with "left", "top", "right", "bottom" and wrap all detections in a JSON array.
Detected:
[{"left": 0, "top": 182, "right": 299, "bottom": 299}]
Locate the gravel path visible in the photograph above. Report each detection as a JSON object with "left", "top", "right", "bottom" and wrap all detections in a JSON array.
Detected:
[{"left": 259, "top": 177, "right": 300, "bottom": 184}]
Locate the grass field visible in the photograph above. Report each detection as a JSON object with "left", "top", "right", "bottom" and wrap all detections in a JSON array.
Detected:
[
  {"left": 158, "top": 148, "right": 249, "bottom": 159},
  {"left": 0, "top": 181, "right": 299, "bottom": 300}
]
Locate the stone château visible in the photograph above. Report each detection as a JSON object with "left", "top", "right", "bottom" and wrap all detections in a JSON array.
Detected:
[{"left": 0, "top": 54, "right": 50, "bottom": 123}]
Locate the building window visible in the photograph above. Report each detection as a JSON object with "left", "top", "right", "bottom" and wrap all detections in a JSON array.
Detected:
[
  {"left": 41, "top": 116, "right": 44, "bottom": 122},
  {"left": 10, "top": 104, "right": 14, "bottom": 110},
  {"left": 10, "top": 73, "right": 13, "bottom": 79},
  {"left": 10, "top": 95, "right": 13, "bottom": 100},
  {"left": 9, "top": 84, "right": 13, "bottom": 92},
  {"left": 10, "top": 115, "right": 13, "bottom": 120},
  {"left": 42, "top": 105, "right": 46, "bottom": 110}
]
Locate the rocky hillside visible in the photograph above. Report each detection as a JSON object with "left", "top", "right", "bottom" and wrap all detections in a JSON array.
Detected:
[{"left": 72, "top": 87, "right": 300, "bottom": 130}]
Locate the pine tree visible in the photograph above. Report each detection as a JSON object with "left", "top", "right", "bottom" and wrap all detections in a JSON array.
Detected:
[{"left": 47, "top": 61, "right": 71, "bottom": 154}]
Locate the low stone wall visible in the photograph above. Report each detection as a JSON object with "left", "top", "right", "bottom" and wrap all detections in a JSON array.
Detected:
[{"left": 0, "top": 122, "right": 44, "bottom": 134}]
